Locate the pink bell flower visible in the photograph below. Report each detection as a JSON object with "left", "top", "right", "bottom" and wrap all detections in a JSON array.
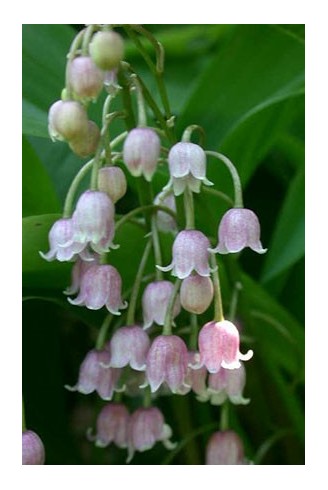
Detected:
[
  {"left": 127, "top": 407, "right": 176, "bottom": 463},
  {"left": 71, "top": 190, "right": 117, "bottom": 254},
  {"left": 180, "top": 352, "right": 208, "bottom": 397},
  {"left": 87, "top": 403, "right": 130, "bottom": 448},
  {"left": 39, "top": 217, "right": 88, "bottom": 262},
  {"left": 123, "top": 128, "right": 161, "bottom": 182},
  {"left": 154, "top": 191, "right": 177, "bottom": 233},
  {"left": 158, "top": 230, "right": 212, "bottom": 279},
  {"left": 106, "top": 325, "right": 150, "bottom": 371},
  {"left": 67, "top": 55, "right": 104, "bottom": 100},
  {"left": 207, "top": 363, "right": 250, "bottom": 405},
  {"left": 210, "top": 208, "right": 267, "bottom": 255},
  {"left": 180, "top": 274, "right": 214, "bottom": 314},
  {"left": 144, "top": 335, "right": 190, "bottom": 393},
  {"left": 22, "top": 430, "right": 45, "bottom": 465},
  {"left": 142, "top": 281, "right": 181, "bottom": 330},
  {"left": 198, "top": 320, "right": 253, "bottom": 373},
  {"left": 65, "top": 348, "right": 123, "bottom": 400},
  {"left": 164, "top": 142, "right": 213, "bottom": 196},
  {"left": 63, "top": 256, "right": 99, "bottom": 295},
  {"left": 97, "top": 166, "right": 127, "bottom": 203},
  {"left": 206, "top": 430, "right": 249, "bottom": 465},
  {"left": 68, "top": 264, "right": 127, "bottom": 315}
]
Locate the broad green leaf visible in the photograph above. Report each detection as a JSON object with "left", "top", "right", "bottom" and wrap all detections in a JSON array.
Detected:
[
  {"left": 178, "top": 24, "right": 304, "bottom": 183},
  {"left": 22, "top": 136, "right": 61, "bottom": 217},
  {"left": 260, "top": 168, "right": 305, "bottom": 283},
  {"left": 240, "top": 271, "right": 304, "bottom": 376},
  {"left": 22, "top": 24, "right": 75, "bottom": 137}
]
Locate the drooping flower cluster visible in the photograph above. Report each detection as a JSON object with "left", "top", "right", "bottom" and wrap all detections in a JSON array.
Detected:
[{"left": 38, "top": 24, "right": 269, "bottom": 465}]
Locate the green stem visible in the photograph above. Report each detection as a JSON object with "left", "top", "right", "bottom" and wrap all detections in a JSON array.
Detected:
[
  {"left": 126, "top": 25, "right": 171, "bottom": 119},
  {"left": 202, "top": 186, "right": 234, "bottom": 206},
  {"left": 220, "top": 402, "right": 229, "bottom": 430},
  {"left": 81, "top": 24, "right": 96, "bottom": 55},
  {"left": 182, "top": 125, "right": 205, "bottom": 146},
  {"left": 151, "top": 215, "right": 163, "bottom": 280},
  {"left": 206, "top": 151, "right": 244, "bottom": 208},
  {"left": 130, "top": 74, "right": 147, "bottom": 127},
  {"left": 126, "top": 239, "right": 152, "bottom": 325},
  {"left": 163, "top": 279, "right": 181, "bottom": 335},
  {"left": 183, "top": 188, "right": 195, "bottom": 229},
  {"left": 115, "top": 204, "right": 176, "bottom": 233},
  {"left": 189, "top": 314, "right": 198, "bottom": 351},
  {"left": 143, "top": 386, "right": 152, "bottom": 408},
  {"left": 63, "top": 159, "right": 94, "bottom": 218},
  {"left": 96, "top": 314, "right": 112, "bottom": 349},
  {"left": 210, "top": 254, "right": 224, "bottom": 322}
]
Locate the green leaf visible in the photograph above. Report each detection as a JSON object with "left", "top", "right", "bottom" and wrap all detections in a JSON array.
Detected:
[
  {"left": 261, "top": 168, "right": 305, "bottom": 283},
  {"left": 22, "top": 24, "right": 75, "bottom": 137},
  {"left": 22, "top": 136, "right": 61, "bottom": 217},
  {"left": 22, "top": 214, "right": 71, "bottom": 289},
  {"left": 178, "top": 24, "right": 304, "bottom": 183}
]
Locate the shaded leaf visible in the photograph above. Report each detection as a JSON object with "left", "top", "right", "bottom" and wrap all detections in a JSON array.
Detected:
[{"left": 22, "top": 137, "right": 61, "bottom": 217}]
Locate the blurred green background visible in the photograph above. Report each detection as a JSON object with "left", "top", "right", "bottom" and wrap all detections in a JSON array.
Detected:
[{"left": 22, "top": 24, "right": 305, "bottom": 464}]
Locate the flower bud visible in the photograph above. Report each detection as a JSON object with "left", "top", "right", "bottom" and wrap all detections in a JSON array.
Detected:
[
  {"left": 69, "top": 120, "right": 100, "bottom": 158},
  {"left": 97, "top": 166, "right": 127, "bottom": 203},
  {"left": 22, "top": 430, "right": 45, "bottom": 465},
  {"left": 68, "top": 56, "right": 104, "bottom": 100},
  {"left": 90, "top": 31, "right": 125, "bottom": 70},
  {"left": 123, "top": 128, "right": 161, "bottom": 181},
  {"left": 206, "top": 430, "right": 248, "bottom": 465},
  {"left": 180, "top": 274, "right": 214, "bottom": 314},
  {"left": 48, "top": 100, "right": 88, "bottom": 142}
]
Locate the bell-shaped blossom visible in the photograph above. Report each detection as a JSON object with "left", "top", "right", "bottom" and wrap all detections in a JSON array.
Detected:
[
  {"left": 142, "top": 281, "right": 181, "bottom": 330},
  {"left": 106, "top": 325, "right": 150, "bottom": 371},
  {"left": 87, "top": 403, "right": 130, "bottom": 448},
  {"left": 158, "top": 230, "right": 212, "bottom": 279},
  {"left": 198, "top": 320, "right": 253, "bottom": 373},
  {"left": 123, "top": 128, "right": 161, "bottom": 181},
  {"left": 39, "top": 217, "right": 90, "bottom": 262},
  {"left": 68, "top": 264, "right": 127, "bottom": 315},
  {"left": 210, "top": 208, "right": 267, "bottom": 255},
  {"left": 207, "top": 363, "right": 250, "bottom": 405},
  {"left": 180, "top": 352, "right": 208, "bottom": 397},
  {"left": 63, "top": 256, "right": 99, "bottom": 295},
  {"left": 144, "top": 335, "right": 190, "bottom": 393},
  {"left": 180, "top": 274, "right": 214, "bottom": 314},
  {"left": 127, "top": 407, "right": 176, "bottom": 463},
  {"left": 67, "top": 56, "right": 104, "bottom": 100},
  {"left": 65, "top": 348, "right": 123, "bottom": 400},
  {"left": 154, "top": 191, "right": 177, "bottom": 233},
  {"left": 206, "top": 430, "right": 249, "bottom": 465},
  {"left": 164, "top": 142, "right": 213, "bottom": 196},
  {"left": 71, "top": 190, "right": 117, "bottom": 254},
  {"left": 22, "top": 430, "right": 45, "bottom": 465},
  {"left": 97, "top": 166, "right": 127, "bottom": 203}
]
